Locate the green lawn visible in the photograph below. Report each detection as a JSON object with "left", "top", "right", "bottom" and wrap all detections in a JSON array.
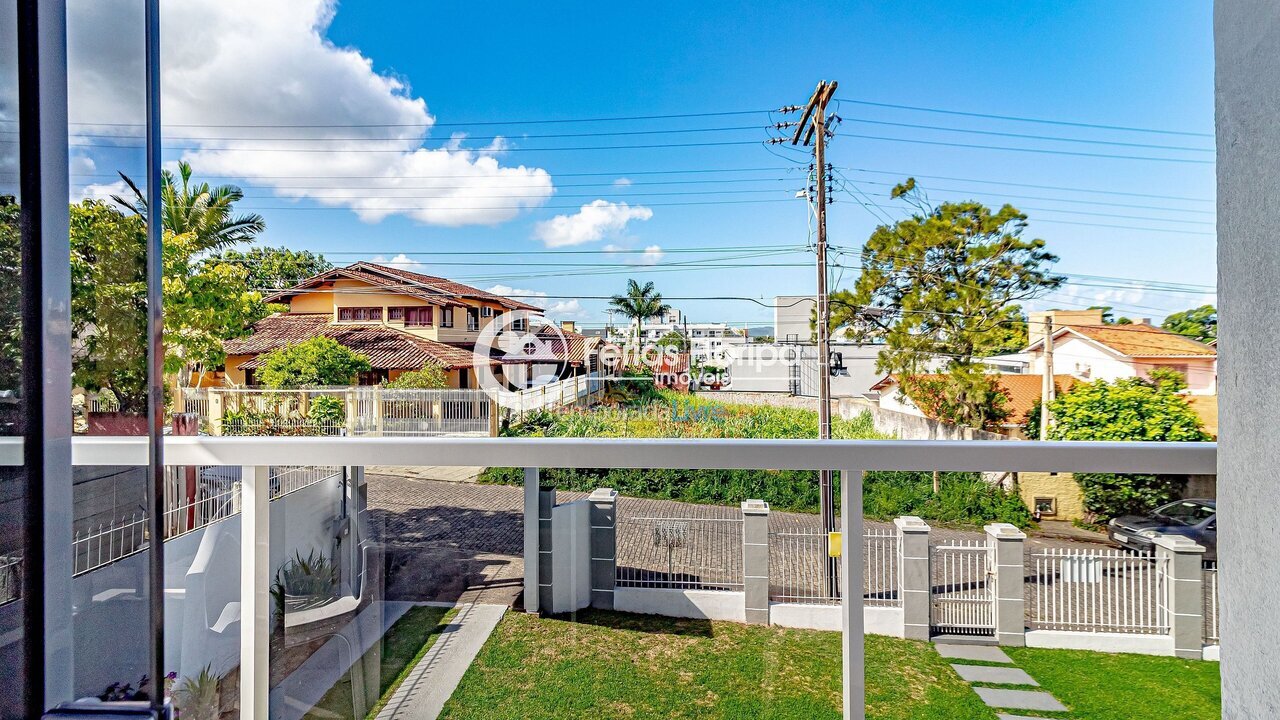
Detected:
[
  {"left": 1005, "top": 646, "right": 1221, "bottom": 720},
  {"left": 439, "top": 610, "right": 993, "bottom": 720},
  {"left": 307, "top": 604, "right": 453, "bottom": 720}
]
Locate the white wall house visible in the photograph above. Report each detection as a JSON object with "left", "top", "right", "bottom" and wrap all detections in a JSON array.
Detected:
[
  {"left": 630, "top": 308, "right": 748, "bottom": 363},
  {"left": 1025, "top": 322, "right": 1218, "bottom": 395}
]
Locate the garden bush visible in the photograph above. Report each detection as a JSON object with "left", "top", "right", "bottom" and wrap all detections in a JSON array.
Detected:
[{"left": 484, "top": 392, "right": 1033, "bottom": 527}]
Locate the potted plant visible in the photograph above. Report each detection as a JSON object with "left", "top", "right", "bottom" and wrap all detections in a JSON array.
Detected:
[{"left": 271, "top": 550, "right": 339, "bottom": 623}]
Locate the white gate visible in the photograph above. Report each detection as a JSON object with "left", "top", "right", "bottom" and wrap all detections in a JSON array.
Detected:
[{"left": 930, "top": 540, "right": 995, "bottom": 636}]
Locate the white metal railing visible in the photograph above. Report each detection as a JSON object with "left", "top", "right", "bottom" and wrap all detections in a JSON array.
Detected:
[
  {"left": 74, "top": 464, "right": 342, "bottom": 576},
  {"left": 203, "top": 386, "right": 493, "bottom": 437},
  {"left": 500, "top": 373, "right": 604, "bottom": 421},
  {"left": 768, "top": 529, "right": 899, "bottom": 607},
  {"left": 1204, "top": 560, "right": 1220, "bottom": 644},
  {"left": 931, "top": 540, "right": 994, "bottom": 635},
  {"left": 616, "top": 513, "right": 744, "bottom": 591},
  {"left": 0, "top": 554, "right": 21, "bottom": 606},
  {"left": 1028, "top": 548, "right": 1170, "bottom": 634},
  {"left": 73, "top": 513, "right": 149, "bottom": 575},
  {"left": 0, "top": 435, "right": 1216, "bottom": 720}
]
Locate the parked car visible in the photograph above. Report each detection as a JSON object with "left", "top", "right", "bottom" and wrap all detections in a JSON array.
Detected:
[{"left": 1108, "top": 498, "right": 1216, "bottom": 560}]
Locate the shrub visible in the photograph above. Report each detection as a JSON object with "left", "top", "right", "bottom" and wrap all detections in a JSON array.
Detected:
[
  {"left": 1075, "top": 473, "right": 1187, "bottom": 520},
  {"left": 307, "top": 394, "right": 345, "bottom": 427},
  {"left": 385, "top": 363, "right": 448, "bottom": 389},
  {"left": 256, "top": 337, "right": 371, "bottom": 388}
]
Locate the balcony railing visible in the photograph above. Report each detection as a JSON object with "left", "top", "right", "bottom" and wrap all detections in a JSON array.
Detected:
[{"left": 0, "top": 435, "right": 1216, "bottom": 720}]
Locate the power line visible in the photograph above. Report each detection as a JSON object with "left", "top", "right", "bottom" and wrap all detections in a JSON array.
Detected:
[
  {"left": 836, "top": 116, "right": 1213, "bottom": 152},
  {"left": 834, "top": 132, "right": 1215, "bottom": 165},
  {"left": 833, "top": 98, "right": 1214, "bottom": 138},
  {"left": 53, "top": 139, "right": 768, "bottom": 153},
  {"left": 841, "top": 167, "right": 1214, "bottom": 203},
  {"left": 29, "top": 124, "right": 769, "bottom": 142}
]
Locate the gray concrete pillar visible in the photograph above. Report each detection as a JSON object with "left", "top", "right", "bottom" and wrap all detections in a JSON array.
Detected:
[
  {"left": 538, "top": 485, "right": 556, "bottom": 613},
  {"left": 985, "top": 523, "right": 1027, "bottom": 647},
  {"left": 741, "top": 499, "right": 770, "bottom": 625},
  {"left": 589, "top": 488, "right": 618, "bottom": 610},
  {"left": 895, "top": 516, "right": 931, "bottom": 640},
  {"left": 1154, "top": 534, "right": 1206, "bottom": 659}
]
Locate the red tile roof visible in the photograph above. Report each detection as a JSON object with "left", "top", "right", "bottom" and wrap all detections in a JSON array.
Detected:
[
  {"left": 262, "top": 262, "right": 540, "bottom": 311},
  {"left": 873, "top": 373, "right": 1076, "bottom": 425},
  {"left": 225, "top": 314, "right": 491, "bottom": 371},
  {"left": 1030, "top": 324, "right": 1217, "bottom": 358}
]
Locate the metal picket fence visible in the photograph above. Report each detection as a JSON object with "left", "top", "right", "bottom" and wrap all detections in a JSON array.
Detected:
[
  {"left": 931, "top": 540, "right": 994, "bottom": 636},
  {"left": 768, "top": 527, "right": 900, "bottom": 607},
  {"left": 615, "top": 509, "right": 744, "bottom": 591},
  {"left": 1027, "top": 548, "right": 1169, "bottom": 634}
]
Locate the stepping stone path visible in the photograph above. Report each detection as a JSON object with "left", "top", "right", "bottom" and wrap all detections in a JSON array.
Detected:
[{"left": 933, "top": 642, "right": 1070, "bottom": 718}]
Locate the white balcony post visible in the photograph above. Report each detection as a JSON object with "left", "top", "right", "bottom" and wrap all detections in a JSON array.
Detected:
[
  {"left": 841, "top": 470, "right": 865, "bottom": 720},
  {"left": 1153, "top": 534, "right": 1206, "bottom": 659},
  {"left": 523, "top": 467, "right": 541, "bottom": 613},
  {"left": 740, "top": 499, "right": 770, "bottom": 625},
  {"left": 240, "top": 464, "right": 270, "bottom": 719},
  {"left": 895, "top": 516, "right": 932, "bottom": 641}
]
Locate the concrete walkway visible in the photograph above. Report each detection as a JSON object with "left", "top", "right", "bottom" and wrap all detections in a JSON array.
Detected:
[
  {"left": 375, "top": 603, "right": 507, "bottom": 720},
  {"left": 934, "top": 642, "right": 1070, "bottom": 718}
]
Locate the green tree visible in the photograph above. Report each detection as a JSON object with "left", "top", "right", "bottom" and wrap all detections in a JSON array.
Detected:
[
  {"left": 256, "top": 337, "right": 371, "bottom": 388},
  {"left": 1161, "top": 304, "right": 1217, "bottom": 342},
  {"left": 204, "top": 246, "right": 332, "bottom": 293},
  {"left": 114, "top": 160, "right": 265, "bottom": 252},
  {"left": 850, "top": 179, "right": 1063, "bottom": 427},
  {"left": 899, "top": 367, "right": 1011, "bottom": 431},
  {"left": 1047, "top": 373, "right": 1210, "bottom": 519},
  {"left": 384, "top": 364, "right": 449, "bottom": 389},
  {"left": 654, "top": 330, "right": 687, "bottom": 351},
  {"left": 608, "top": 279, "right": 672, "bottom": 341},
  {"left": 69, "top": 201, "right": 266, "bottom": 413}
]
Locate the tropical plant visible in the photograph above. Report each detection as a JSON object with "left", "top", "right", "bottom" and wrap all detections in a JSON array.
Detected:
[
  {"left": 256, "top": 337, "right": 371, "bottom": 388},
  {"left": 172, "top": 666, "right": 221, "bottom": 720},
  {"left": 68, "top": 201, "right": 266, "bottom": 413},
  {"left": 271, "top": 550, "right": 339, "bottom": 619},
  {"left": 114, "top": 160, "right": 265, "bottom": 252},
  {"left": 384, "top": 363, "right": 449, "bottom": 389},
  {"left": 608, "top": 279, "right": 671, "bottom": 341}
]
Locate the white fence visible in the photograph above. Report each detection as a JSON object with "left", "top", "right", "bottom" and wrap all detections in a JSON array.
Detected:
[
  {"left": 499, "top": 373, "right": 604, "bottom": 422},
  {"left": 931, "top": 540, "right": 994, "bottom": 636},
  {"left": 616, "top": 514, "right": 744, "bottom": 591},
  {"left": 73, "top": 465, "right": 343, "bottom": 576},
  {"left": 1028, "top": 548, "right": 1169, "bottom": 635},
  {"left": 200, "top": 386, "right": 494, "bottom": 437},
  {"left": 768, "top": 528, "right": 900, "bottom": 607}
]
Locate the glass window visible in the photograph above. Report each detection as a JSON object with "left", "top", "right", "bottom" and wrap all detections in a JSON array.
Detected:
[
  {"left": 441, "top": 306, "right": 454, "bottom": 328},
  {"left": 338, "top": 307, "right": 382, "bottom": 322},
  {"left": 405, "top": 307, "right": 433, "bottom": 327},
  {"left": 1155, "top": 500, "right": 1215, "bottom": 525}
]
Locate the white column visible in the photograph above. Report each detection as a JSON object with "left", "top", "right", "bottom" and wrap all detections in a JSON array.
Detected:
[
  {"left": 841, "top": 470, "right": 865, "bottom": 720},
  {"left": 240, "top": 465, "right": 270, "bottom": 719},
  {"left": 523, "top": 467, "right": 540, "bottom": 613}
]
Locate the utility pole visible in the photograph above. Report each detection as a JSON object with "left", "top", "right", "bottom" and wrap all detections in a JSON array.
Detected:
[
  {"left": 776, "top": 80, "right": 839, "bottom": 595},
  {"left": 1040, "top": 315, "right": 1055, "bottom": 439}
]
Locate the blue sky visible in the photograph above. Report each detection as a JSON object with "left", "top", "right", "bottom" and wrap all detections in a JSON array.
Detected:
[{"left": 45, "top": 0, "right": 1217, "bottom": 330}]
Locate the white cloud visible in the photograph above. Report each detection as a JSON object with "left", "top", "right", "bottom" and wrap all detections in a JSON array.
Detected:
[
  {"left": 370, "top": 253, "right": 428, "bottom": 274},
  {"left": 533, "top": 200, "right": 653, "bottom": 248},
  {"left": 485, "top": 284, "right": 588, "bottom": 320},
  {"left": 49, "top": 0, "right": 553, "bottom": 226},
  {"left": 612, "top": 178, "right": 633, "bottom": 187},
  {"left": 75, "top": 178, "right": 130, "bottom": 203},
  {"left": 603, "top": 243, "right": 665, "bottom": 265}
]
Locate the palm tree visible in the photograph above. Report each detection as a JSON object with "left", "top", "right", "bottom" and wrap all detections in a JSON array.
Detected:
[
  {"left": 608, "top": 279, "right": 671, "bottom": 342},
  {"left": 114, "top": 161, "right": 265, "bottom": 251}
]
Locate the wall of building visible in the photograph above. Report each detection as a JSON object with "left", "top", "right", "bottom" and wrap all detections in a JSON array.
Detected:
[
  {"left": 1030, "top": 335, "right": 1217, "bottom": 394},
  {"left": 838, "top": 398, "right": 1007, "bottom": 442},
  {"left": 722, "top": 342, "right": 883, "bottom": 396},
  {"left": 774, "top": 295, "right": 816, "bottom": 343},
  {"left": 1216, "top": 5, "right": 1279, "bottom": 704},
  {"left": 1017, "top": 472, "right": 1087, "bottom": 521}
]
